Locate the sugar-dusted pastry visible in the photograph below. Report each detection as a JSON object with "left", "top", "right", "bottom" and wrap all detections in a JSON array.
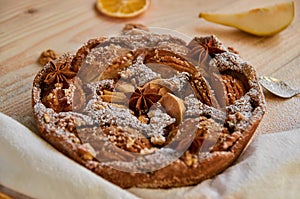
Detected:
[{"left": 32, "top": 25, "right": 265, "bottom": 188}]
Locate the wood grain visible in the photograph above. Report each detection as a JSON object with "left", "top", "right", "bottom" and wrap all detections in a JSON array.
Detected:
[{"left": 0, "top": 0, "right": 299, "bottom": 135}]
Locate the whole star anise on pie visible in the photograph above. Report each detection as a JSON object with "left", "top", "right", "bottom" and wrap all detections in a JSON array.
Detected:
[
  {"left": 129, "top": 83, "right": 162, "bottom": 114},
  {"left": 188, "top": 36, "right": 225, "bottom": 66},
  {"left": 44, "top": 61, "right": 77, "bottom": 84}
]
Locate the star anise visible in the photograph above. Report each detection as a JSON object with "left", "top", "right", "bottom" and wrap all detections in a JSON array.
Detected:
[
  {"left": 44, "top": 61, "right": 77, "bottom": 84},
  {"left": 188, "top": 36, "right": 225, "bottom": 66},
  {"left": 129, "top": 84, "right": 162, "bottom": 114}
]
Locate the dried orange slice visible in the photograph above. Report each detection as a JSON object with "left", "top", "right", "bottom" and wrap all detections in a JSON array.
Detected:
[{"left": 96, "top": 0, "right": 150, "bottom": 18}]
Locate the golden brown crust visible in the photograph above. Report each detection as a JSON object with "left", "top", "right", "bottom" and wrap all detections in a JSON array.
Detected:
[{"left": 32, "top": 27, "right": 265, "bottom": 188}]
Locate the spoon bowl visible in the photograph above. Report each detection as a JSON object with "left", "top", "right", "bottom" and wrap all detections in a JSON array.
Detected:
[{"left": 259, "top": 76, "right": 300, "bottom": 98}]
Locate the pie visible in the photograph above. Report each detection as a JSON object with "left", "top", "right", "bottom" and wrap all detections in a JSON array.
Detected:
[{"left": 32, "top": 24, "right": 266, "bottom": 188}]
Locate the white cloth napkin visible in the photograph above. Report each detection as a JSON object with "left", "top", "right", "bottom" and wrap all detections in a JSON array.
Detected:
[
  {"left": 0, "top": 112, "right": 139, "bottom": 199},
  {"left": 1, "top": 112, "right": 299, "bottom": 199}
]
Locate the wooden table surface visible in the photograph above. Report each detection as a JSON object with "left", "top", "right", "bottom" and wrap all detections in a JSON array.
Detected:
[{"left": 0, "top": 0, "right": 299, "bottom": 136}]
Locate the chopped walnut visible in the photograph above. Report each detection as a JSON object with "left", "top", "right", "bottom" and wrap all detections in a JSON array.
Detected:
[
  {"left": 235, "top": 112, "right": 244, "bottom": 121},
  {"left": 78, "top": 143, "right": 96, "bottom": 160},
  {"left": 138, "top": 115, "right": 149, "bottom": 124},
  {"left": 38, "top": 49, "right": 59, "bottom": 66},
  {"left": 42, "top": 83, "right": 72, "bottom": 112},
  {"left": 212, "top": 131, "right": 242, "bottom": 151},
  {"left": 43, "top": 113, "right": 50, "bottom": 123},
  {"left": 189, "top": 117, "right": 222, "bottom": 153},
  {"left": 150, "top": 134, "right": 166, "bottom": 146},
  {"left": 122, "top": 23, "right": 149, "bottom": 33},
  {"left": 181, "top": 151, "right": 198, "bottom": 167},
  {"left": 103, "top": 126, "right": 151, "bottom": 153}
]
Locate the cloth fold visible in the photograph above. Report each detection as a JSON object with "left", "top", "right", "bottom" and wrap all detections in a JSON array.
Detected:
[
  {"left": 1, "top": 112, "right": 299, "bottom": 199},
  {"left": 0, "top": 112, "right": 139, "bottom": 199},
  {"left": 130, "top": 127, "right": 300, "bottom": 199}
]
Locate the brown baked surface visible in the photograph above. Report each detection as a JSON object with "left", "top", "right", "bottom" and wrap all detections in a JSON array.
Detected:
[{"left": 32, "top": 25, "right": 265, "bottom": 188}]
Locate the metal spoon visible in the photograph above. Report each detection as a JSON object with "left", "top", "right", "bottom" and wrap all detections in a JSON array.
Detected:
[{"left": 259, "top": 76, "right": 300, "bottom": 98}]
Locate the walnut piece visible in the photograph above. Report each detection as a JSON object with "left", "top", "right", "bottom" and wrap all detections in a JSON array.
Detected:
[
  {"left": 181, "top": 151, "right": 198, "bottom": 167},
  {"left": 38, "top": 49, "right": 59, "bottom": 66},
  {"left": 78, "top": 143, "right": 96, "bottom": 160},
  {"left": 122, "top": 23, "right": 149, "bottom": 33}
]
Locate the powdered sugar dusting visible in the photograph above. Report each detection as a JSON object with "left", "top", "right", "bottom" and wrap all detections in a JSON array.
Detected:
[
  {"left": 119, "top": 56, "right": 161, "bottom": 86},
  {"left": 32, "top": 27, "right": 266, "bottom": 178},
  {"left": 86, "top": 99, "right": 175, "bottom": 144},
  {"left": 147, "top": 105, "right": 175, "bottom": 145}
]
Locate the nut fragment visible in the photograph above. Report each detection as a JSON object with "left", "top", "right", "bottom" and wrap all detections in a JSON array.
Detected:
[
  {"left": 122, "top": 23, "right": 149, "bottom": 32},
  {"left": 182, "top": 151, "right": 198, "bottom": 167},
  {"left": 78, "top": 143, "right": 96, "bottom": 160},
  {"left": 150, "top": 134, "right": 166, "bottom": 146},
  {"left": 138, "top": 115, "right": 149, "bottom": 124},
  {"left": 38, "top": 49, "right": 59, "bottom": 66},
  {"left": 212, "top": 131, "right": 242, "bottom": 151},
  {"left": 43, "top": 113, "right": 50, "bottom": 123},
  {"left": 103, "top": 126, "right": 151, "bottom": 153},
  {"left": 42, "top": 83, "right": 72, "bottom": 112}
]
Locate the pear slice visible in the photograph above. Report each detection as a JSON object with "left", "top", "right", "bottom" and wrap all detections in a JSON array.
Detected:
[
  {"left": 115, "top": 81, "right": 135, "bottom": 93},
  {"left": 159, "top": 93, "right": 186, "bottom": 125},
  {"left": 149, "top": 79, "right": 178, "bottom": 93},
  {"left": 147, "top": 82, "right": 170, "bottom": 96},
  {"left": 101, "top": 90, "right": 127, "bottom": 103},
  {"left": 199, "top": 1, "right": 294, "bottom": 36}
]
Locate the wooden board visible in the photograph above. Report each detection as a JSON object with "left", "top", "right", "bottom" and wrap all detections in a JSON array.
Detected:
[{"left": 0, "top": 0, "right": 299, "bottom": 135}]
